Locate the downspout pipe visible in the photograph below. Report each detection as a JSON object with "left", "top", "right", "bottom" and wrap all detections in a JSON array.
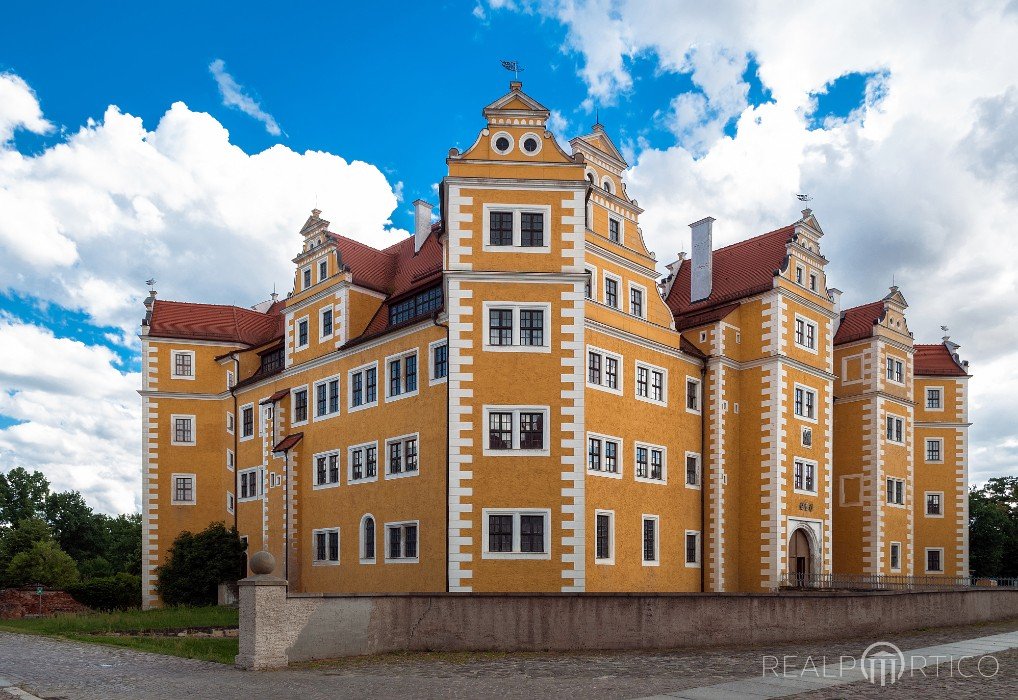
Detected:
[
  {"left": 433, "top": 309, "right": 450, "bottom": 592},
  {"left": 700, "top": 355, "right": 708, "bottom": 594}
]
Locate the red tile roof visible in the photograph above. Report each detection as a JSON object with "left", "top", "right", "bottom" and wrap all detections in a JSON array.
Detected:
[
  {"left": 666, "top": 226, "right": 793, "bottom": 321},
  {"left": 148, "top": 299, "right": 284, "bottom": 346},
  {"left": 260, "top": 388, "right": 290, "bottom": 404},
  {"left": 915, "top": 343, "right": 969, "bottom": 376},
  {"left": 272, "top": 432, "right": 304, "bottom": 453},
  {"left": 833, "top": 300, "right": 885, "bottom": 345},
  {"left": 679, "top": 336, "right": 707, "bottom": 360},
  {"left": 673, "top": 303, "right": 739, "bottom": 332}
]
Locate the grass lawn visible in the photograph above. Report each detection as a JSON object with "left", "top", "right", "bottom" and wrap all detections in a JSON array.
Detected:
[{"left": 0, "top": 606, "right": 239, "bottom": 664}]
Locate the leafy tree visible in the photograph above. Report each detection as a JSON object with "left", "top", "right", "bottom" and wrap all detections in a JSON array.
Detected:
[
  {"left": 45, "top": 490, "right": 105, "bottom": 564},
  {"left": 157, "top": 522, "right": 246, "bottom": 606},
  {"left": 0, "top": 467, "right": 50, "bottom": 528},
  {"left": 969, "top": 476, "right": 1018, "bottom": 578},
  {"left": 102, "top": 513, "right": 143, "bottom": 576},
  {"left": 67, "top": 573, "right": 141, "bottom": 611},
  {"left": 0, "top": 517, "right": 54, "bottom": 586},
  {"left": 6, "top": 539, "right": 80, "bottom": 589},
  {"left": 79, "top": 556, "right": 116, "bottom": 580}
]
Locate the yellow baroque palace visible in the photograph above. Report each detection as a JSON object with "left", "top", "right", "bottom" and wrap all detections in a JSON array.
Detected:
[{"left": 139, "top": 82, "right": 971, "bottom": 607}]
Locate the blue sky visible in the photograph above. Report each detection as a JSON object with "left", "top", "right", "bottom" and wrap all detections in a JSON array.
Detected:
[{"left": 2, "top": 1, "right": 1015, "bottom": 513}]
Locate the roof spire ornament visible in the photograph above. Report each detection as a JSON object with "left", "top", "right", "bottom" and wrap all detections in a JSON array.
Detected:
[
  {"left": 796, "top": 193, "right": 813, "bottom": 218},
  {"left": 500, "top": 60, "right": 524, "bottom": 81}
]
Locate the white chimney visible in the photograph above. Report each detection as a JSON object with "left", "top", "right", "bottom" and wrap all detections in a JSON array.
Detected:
[
  {"left": 829, "top": 288, "right": 843, "bottom": 334},
  {"left": 413, "top": 200, "right": 434, "bottom": 253},
  {"left": 689, "top": 217, "right": 715, "bottom": 302}
]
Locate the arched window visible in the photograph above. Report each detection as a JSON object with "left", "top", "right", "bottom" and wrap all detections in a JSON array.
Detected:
[
  {"left": 586, "top": 172, "right": 596, "bottom": 184},
  {"left": 601, "top": 176, "right": 615, "bottom": 195},
  {"left": 361, "top": 514, "right": 375, "bottom": 562}
]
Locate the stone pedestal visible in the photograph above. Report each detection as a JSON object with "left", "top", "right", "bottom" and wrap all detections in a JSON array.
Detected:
[{"left": 234, "top": 574, "right": 288, "bottom": 670}]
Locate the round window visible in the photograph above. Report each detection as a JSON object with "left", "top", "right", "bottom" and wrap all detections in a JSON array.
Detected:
[
  {"left": 523, "top": 136, "right": 539, "bottom": 153},
  {"left": 495, "top": 136, "right": 511, "bottom": 152}
]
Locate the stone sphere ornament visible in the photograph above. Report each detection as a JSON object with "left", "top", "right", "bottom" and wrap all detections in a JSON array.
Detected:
[{"left": 250, "top": 550, "right": 276, "bottom": 575}]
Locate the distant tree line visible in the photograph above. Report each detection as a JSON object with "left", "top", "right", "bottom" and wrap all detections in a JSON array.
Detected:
[{"left": 969, "top": 476, "right": 1018, "bottom": 579}]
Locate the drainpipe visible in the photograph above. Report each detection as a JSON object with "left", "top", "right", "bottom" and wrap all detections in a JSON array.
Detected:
[
  {"left": 700, "top": 356, "right": 708, "bottom": 594},
  {"left": 231, "top": 354, "right": 240, "bottom": 533},
  {"left": 433, "top": 310, "right": 450, "bottom": 592},
  {"left": 280, "top": 445, "right": 292, "bottom": 582}
]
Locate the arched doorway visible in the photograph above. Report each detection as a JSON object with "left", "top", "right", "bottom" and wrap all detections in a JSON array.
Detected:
[{"left": 788, "top": 529, "right": 813, "bottom": 587}]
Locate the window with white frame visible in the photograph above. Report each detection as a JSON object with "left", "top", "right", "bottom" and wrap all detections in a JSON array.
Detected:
[
  {"left": 318, "top": 258, "right": 328, "bottom": 283},
  {"left": 635, "top": 443, "right": 666, "bottom": 483},
  {"left": 302, "top": 266, "right": 312, "bottom": 290},
  {"left": 608, "top": 216, "right": 621, "bottom": 243},
  {"left": 925, "top": 492, "right": 943, "bottom": 516},
  {"left": 685, "top": 377, "right": 701, "bottom": 413},
  {"left": 296, "top": 317, "right": 309, "bottom": 349},
  {"left": 642, "top": 515, "right": 659, "bottom": 565},
  {"left": 313, "top": 450, "right": 341, "bottom": 488},
  {"left": 386, "top": 434, "right": 419, "bottom": 478},
  {"left": 603, "top": 274, "right": 620, "bottom": 309},
  {"left": 226, "top": 412, "right": 235, "bottom": 435},
  {"left": 227, "top": 370, "right": 235, "bottom": 389},
  {"left": 886, "top": 477, "right": 905, "bottom": 505},
  {"left": 430, "top": 341, "right": 448, "bottom": 382},
  {"left": 587, "top": 347, "right": 622, "bottom": 393},
  {"left": 484, "top": 406, "right": 549, "bottom": 455},
  {"left": 795, "top": 265, "right": 804, "bottom": 285},
  {"left": 360, "top": 515, "right": 375, "bottom": 563},
  {"left": 629, "top": 284, "right": 645, "bottom": 318},
  {"left": 314, "top": 376, "right": 341, "bottom": 418},
  {"left": 483, "top": 205, "right": 551, "bottom": 251},
  {"left": 793, "top": 459, "right": 817, "bottom": 494},
  {"left": 594, "top": 510, "right": 614, "bottom": 563},
  {"left": 226, "top": 449, "right": 235, "bottom": 472},
  {"left": 386, "top": 350, "right": 419, "bottom": 400},
  {"left": 890, "top": 542, "right": 901, "bottom": 571},
  {"left": 794, "top": 316, "right": 818, "bottom": 351},
  {"left": 794, "top": 385, "right": 817, "bottom": 421},
  {"left": 227, "top": 492, "right": 235, "bottom": 514},
  {"left": 809, "top": 272, "right": 818, "bottom": 292},
  {"left": 239, "top": 467, "right": 264, "bottom": 501},
  {"left": 240, "top": 404, "right": 254, "bottom": 439},
  {"left": 685, "top": 531, "right": 701, "bottom": 567},
  {"left": 926, "top": 547, "right": 944, "bottom": 573},
  {"left": 685, "top": 452, "right": 701, "bottom": 487},
  {"left": 483, "top": 303, "right": 550, "bottom": 351},
  {"left": 348, "top": 362, "right": 378, "bottom": 410},
  {"left": 348, "top": 442, "right": 378, "bottom": 483},
  {"left": 886, "top": 357, "right": 904, "bottom": 384},
  {"left": 482, "top": 509, "right": 550, "bottom": 559},
  {"left": 320, "top": 306, "right": 334, "bottom": 340},
  {"left": 588, "top": 434, "right": 622, "bottom": 477},
  {"left": 312, "top": 528, "right": 340, "bottom": 565},
  {"left": 171, "top": 473, "right": 195, "bottom": 504},
  {"left": 385, "top": 521, "right": 419, "bottom": 562},
  {"left": 171, "top": 350, "right": 195, "bottom": 379},
  {"left": 886, "top": 415, "right": 904, "bottom": 444},
  {"left": 925, "top": 438, "right": 943, "bottom": 463},
  {"left": 802, "top": 426, "right": 813, "bottom": 447},
  {"left": 925, "top": 387, "right": 943, "bottom": 410},
  {"left": 584, "top": 266, "right": 596, "bottom": 299},
  {"left": 635, "top": 362, "right": 666, "bottom": 405},
  {"left": 287, "top": 387, "right": 306, "bottom": 425},
  {"left": 171, "top": 415, "right": 195, "bottom": 445}
]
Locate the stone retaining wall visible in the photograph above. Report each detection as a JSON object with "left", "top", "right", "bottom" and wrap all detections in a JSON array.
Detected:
[{"left": 234, "top": 575, "right": 1018, "bottom": 669}]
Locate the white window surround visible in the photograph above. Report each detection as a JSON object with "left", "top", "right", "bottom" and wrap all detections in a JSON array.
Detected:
[
  {"left": 385, "top": 432, "right": 420, "bottom": 480},
  {"left": 594, "top": 509, "right": 615, "bottom": 565},
  {"left": 170, "top": 414, "right": 196, "bottom": 446},
  {"left": 586, "top": 345, "right": 623, "bottom": 395},
  {"left": 925, "top": 385, "right": 945, "bottom": 411},
  {"left": 482, "top": 302, "right": 552, "bottom": 353},
  {"left": 839, "top": 474, "right": 863, "bottom": 507},
  {"left": 684, "top": 530, "right": 702, "bottom": 568},
  {"left": 238, "top": 467, "right": 264, "bottom": 502},
  {"left": 481, "top": 203, "right": 552, "bottom": 253},
  {"left": 628, "top": 281, "right": 646, "bottom": 318},
  {"left": 793, "top": 457, "right": 819, "bottom": 495},
  {"left": 607, "top": 213, "right": 624, "bottom": 244},
  {"left": 886, "top": 356, "right": 906, "bottom": 386},
  {"left": 384, "top": 349, "right": 420, "bottom": 403},
  {"left": 587, "top": 432, "right": 624, "bottom": 480},
  {"left": 602, "top": 271, "right": 622, "bottom": 309},
  {"left": 925, "top": 437, "right": 944, "bottom": 464},
  {"left": 793, "top": 314, "right": 819, "bottom": 354},
  {"left": 886, "top": 477, "right": 906, "bottom": 508},
  {"left": 684, "top": 451, "right": 702, "bottom": 490},
  {"left": 840, "top": 353, "right": 865, "bottom": 386},
  {"left": 301, "top": 265, "right": 312, "bottom": 290},
  {"left": 795, "top": 264, "right": 805, "bottom": 285},
  {"left": 294, "top": 315, "right": 310, "bottom": 351},
  {"left": 312, "top": 374, "right": 342, "bottom": 421},
  {"left": 170, "top": 350, "right": 195, "bottom": 380},
  {"left": 311, "top": 449, "right": 342, "bottom": 490},
  {"left": 925, "top": 547, "right": 945, "bottom": 574},
  {"left": 239, "top": 403, "right": 255, "bottom": 441},
  {"left": 642, "top": 514, "right": 660, "bottom": 567},
  {"left": 226, "top": 411, "right": 235, "bottom": 435},
  {"left": 584, "top": 265, "right": 598, "bottom": 300},
  {"left": 634, "top": 360, "right": 668, "bottom": 407},
  {"left": 699, "top": 331, "right": 707, "bottom": 343},
  {"left": 319, "top": 305, "right": 335, "bottom": 342},
  {"left": 359, "top": 513, "right": 376, "bottom": 564},
  {"left": 384, "top": 520, "right": 420, "bottom": 564},
  {"left": 793, "top": 383, "right": 819, "bottom": 424},
  {"left": 429, "top": 339, "right": 448, "bottom": 385},
  {"left": 685, "top": 376, "right": 702, "bottom": 415},
  {"left": 519, "top": 131, "right": 544, "bottom": 156},
  {"left": 801, "top": 426, "right": 813, "bottom": 447},
  {"left": 482, "top": 405, "right": 551, "bottom": 457},
  {"left": 886, "top": 413, "right": 905, "bottom": 444},
  {"left": 347, "top": 361, "right": 379, "bottom": 412},
  {"left": 481, "top": 508, "right": 552, "bottom": 560},
  {"left": 227, "top": 492, "right": 235, "bottom": 514},
  {"left": 634, "top": 442, "right": 667, "bottom": 485},
  {"left": 311, "top": 527, "right": 340, "bottom": 566},
  {"left": 170, "top": 473, "right": 196, "bottom": 505},
  {"left": 347, "top": 441, "right": 380, "bottom": 485},
  {"left": 318, "top": 259, "right": 329, "bottom": 283},
  {"left": 226, "top": 370, "right": 235, "bottom": 390},
  {"left": 889, "top": 541, "right": 902, "bottom": 572},
  {"left": 601, "top": 175, "right": 616, "bottom": 195},
  {"left": 490, "top": 130, "right": 514, "bottom": 155},
  {"left": 290, "top": 384, "right": 309, "bottom": 427},
  {"left": 226, "top": 449, "right": 235, "bottom": 472},
  {"left": 925, "top": 490, "right": 945, "bottom": 518}
]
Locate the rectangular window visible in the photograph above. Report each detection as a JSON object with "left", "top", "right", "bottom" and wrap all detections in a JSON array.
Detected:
[
  {"left": 794, "top": 459, "right": 817, "bottom": 493},
  {"left": 313, "top": 451, "right": 340, "bottom": 488},
  {"left": 642, "top": 516, "right": 659, "bottom": 564},
  {"left": 634, "top": 443, "right": 665, "bottom": 482},
  {"left": 227, "top": 412, "right": 235, "bottom": 435},
  {"left": 926, "top": 438, "right": 942, "bottom": 462},
  {"left": 293, "top": 388, "right": 308, "bottom": 424},
  {"left": 595, "top": 511, "right": 613, "bottom": 562},
  {"left": 519, "top": 310, "right": 544, "bottom": 346},
  {"left": 608, "top": 217, "right": 620, "bottom": 243},
  {"left": 348, "top": 443, "right": 378, "bottom": 483},
  {"left": 431, "top": 342, "right": 448, "bottom": 380},
  {"left": 172, "top": 416, "right": 194, "bottom": 445},
  {"left": 484, "top": 406, "right": 549, "bottom": 454},
  {"left": 302, "top": 267, "right": 312, "bottom": 289},
  {"left": 385, "top": 351, "right": 419, "bottom": 400},
  {"left": 489, "top": 210, "right": 513, "bottom": 246},
  {"left": 636, "top": 366, "right": 648, "bottom": 398},
  {"left": 227, "top": 449, "right": 235, "bottom": 471},
  {"left": 926, "top": 492, "right": 943, "bottom": 516},
  {"left": 484, "top": 304, "right": 550, "bottom": 350},
  {"left": 171, "top": 351, "right": 194, "bottom": 378},
  {"left": 321, "top": 308, "right": 333, "bottom": 338},
  {"left": 926, "top": 387, "right": 942, "bottom": 409},
  {"left": 519, "top": 412, "right": 543, "bottom": 450},
  {"left": 489, "top": 309, "right": 513, "bottom": 346},
  {"left": 172, "top": 474, "right": 195, "bottom": 504},
  {"left": 890, "top": 542, "right": 901, "bottom": 571},
  {"left": 604, "top": 277, "right": 619, "bottom": 308},
  {"left": 588, "top": 435, "right": 621, "bottom": 476},
  {"left": 886, "top": 415, "right": 904, "bottom": 443},
  {"left": 794, "top": 386, "right": 817, "bottom": 420},
  {"left": 241, "top": 406, "right": 254, "bottom": 438},
  {"left": 482, "top": 510, "right": 550, "bottom": 558},
  {"left": 386, "top": 435, "right": 419, "bottom": 478},
  {"left": 926, "top": 548, "right": 943, "bottom": 573},
  {"left": 630, "top": 286, "right": 643, "bottom": 317},
  {"left": 886, "top": 478, "right": 905, "bottom": 505},
  {"left": 388, "top": 286, "right": 443, "bottom": 326},
  {"left": 809, "top": 273, "right": 817, "bottom": 292},
  {"left": 319, "top": 259, "right": 328, "bottom": 282},
  {"left": 886, "top": 357, "right": 904, "bottom": 383},
  {"left": 587, "top": 348, "right": 622, "bottom": 393},
  {"left": 227, "top": 492, "right": 235, "bottom": 514},
  {"left": 312, "top": 528, "right": 340, "bottom": 564},
  {"left": 584, "top": 268, "right": 594, "bottom": 299},
  {"left": 385, "top": 522, "right": 419, "bottom": 562},
  {"left": 489, "top": 412, "right": 513, "bottom": 450},
  {"left": 349, "top": 364, "right": 378, "bottom": 409},
  {"left": 685, "top": 453, "right": 700, "bottom": 487},
  {"left": 796, "top": 265, "right": 804, "bottom": 284},
  {"left": 686, "top": 378, "right": 701, "bottom": 412},
  {"left": 314, "top": 377, "right": 340, "bottom": 418},
  {"left": 488, "top": 514, "right": 513, "bottom": 553},
  {"left": 635, "top": 363, "right": 666, "bottom": 405},
  {"left": 238, "top": 467, "right": 264, "bottom": 500},
  {"left": 685, "top": 531, "right": 700, "bottom": 566},
  {"left": 297, "top": 318, "right": 309, "bottom": 348},
  {"left": 520, "top": 212, "right": 544, "bottom": 247},
  {"left": 794, "top": 317, "right": 817, "bottom": 350}
]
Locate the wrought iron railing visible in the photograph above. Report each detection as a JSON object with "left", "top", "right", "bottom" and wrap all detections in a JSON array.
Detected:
[{"left": 779, "top": 571, "right": 1018, "bottom": 591}]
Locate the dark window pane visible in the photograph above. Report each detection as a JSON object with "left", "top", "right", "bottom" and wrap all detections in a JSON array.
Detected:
[
  {"left": 519, "top": 412, "right": 543, "bottom": 450},
  {"left": 389, "top": 360, "right": 401, "bottom": 396},
  {"left": 363, "top": 518, "right": 374, "bottom": 559},
  {"left": 595, "top": 514, "right": 610, "bottom": 559},
  {"left": 405, "top": 355, "right": 417, "bottom": 392},
  {"left": 635, "top": 446, "right": 647, "bottom": 477},
  {"left": 404, "top": 525, "right": 417, "bottom": 558},
  {"left": 643, "top": 519, "right": 656, "bottom": 562},
  {"left": 295, "top": 390, "right": 307, "bottom": 422},
  {"left": 589, "top": 438, "right": 602, "bottom": 471},
  {"left": 352, "top": 372, "right": 363, "bottom": 406},
  {"left": 489, "top": 211, "right": 513, "bottom": 246},
  {"left": 366, "top": 368, "right": 377, "bottom": 403},
  {"left": 520, "top": 309, "right": 544, "bottom": 346},
  {"left": 488, "top": 412, "right": 512, "bottom": 450},
  {"left": 489, "top": 309, "right": 513, "bottom": 345},
  {"left": 489, "top": 514, "right": 513, "bottom": 552},
  {"left": 520, "top": 515, "right": 545, "bottom": 553},
  {"left": 521, "top": 212, "right": 544, "bottom": 247},
  {"left": 389, "top": 527, "right": 401, "bottom": 559},
  {"left": 434, "top": 343, "right": 448, "bottom": 379},
  {"left": 588, "top": 351, "right": 602, "bottom": 385}
]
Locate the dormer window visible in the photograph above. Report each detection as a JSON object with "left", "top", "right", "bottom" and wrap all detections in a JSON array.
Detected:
[
  {"left": 302, "top": 267, "right": 312, "bottom": 289},
  {"left": 319, "top": 260, "right": 328, "bottom": 282}
]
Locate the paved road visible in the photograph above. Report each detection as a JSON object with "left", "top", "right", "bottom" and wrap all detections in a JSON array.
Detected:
[{"left": 1, "top": 619, "right": 1016, "bottom": 699}]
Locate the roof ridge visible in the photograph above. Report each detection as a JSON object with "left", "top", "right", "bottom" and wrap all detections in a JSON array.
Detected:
[
  {"left": 711, "top": 224, "right": 794, "bottom": 255},
  {"left": 841, "top": 299, "right": 885, "bottom": 315},
  {"left": 155, "top": 298, "right": 270, "bottom": 315}
]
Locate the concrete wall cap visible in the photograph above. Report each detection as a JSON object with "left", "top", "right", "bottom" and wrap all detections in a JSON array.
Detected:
[{"left": 239, "top": 574, "right": 288, "bottom": 587}]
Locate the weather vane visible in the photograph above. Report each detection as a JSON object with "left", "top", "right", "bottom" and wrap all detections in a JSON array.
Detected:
[
  {"left": 146, "top": 278, "right": 156, "bottom": 291},
  {"left": 796, "top": 194, "right": 813, "bottom": 203},
  {"left": 501, "top": 60, "right": 524, "bottom": 80}
]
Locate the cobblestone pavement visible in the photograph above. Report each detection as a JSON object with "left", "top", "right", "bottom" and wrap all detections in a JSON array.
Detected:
[{"left": 0, "top": 619, "right": 1016, "bottom": 700}]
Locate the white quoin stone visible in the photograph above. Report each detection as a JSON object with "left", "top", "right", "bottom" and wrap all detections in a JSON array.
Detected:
[
  {"left": 414, "top": 200, "right": 434, "bottom": 253},
  {"left": 690, "top": 217, "right": 715, "bottom": 303},
  {"left": 829, "top": 288, "right": 843, "bottom": 334}
]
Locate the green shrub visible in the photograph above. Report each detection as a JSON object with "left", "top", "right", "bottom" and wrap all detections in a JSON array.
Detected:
[
  {"left": 157, "top": 522, "right": 246, "bottom": 606},
  {"left": 6, "top": 539, "right": 79, "bottom": 588},
  {"left": 66, "top": 573, "right": 142, "bottom": 611}
]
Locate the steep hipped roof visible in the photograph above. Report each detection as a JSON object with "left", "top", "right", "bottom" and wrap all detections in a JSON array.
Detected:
[
  {"left": 666, "top": 226, "right": 794, "bottom": 321},
  {"left": 915, "top": 343, "right": 969, "bottom": 376},
  {"left": 148, "top": 299, "right": 284, "bottom": 346},
  {"left": 833, "top": 300, "right": 886, "bottom": 345}
]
